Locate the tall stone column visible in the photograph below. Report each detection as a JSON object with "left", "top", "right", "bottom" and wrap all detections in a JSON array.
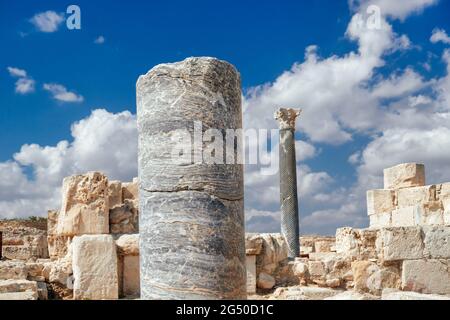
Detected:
[
  {"left": 136, "top": 57, "right": 246, "bottom": 300},
  {"left": 275, "top": 108, "right": 301, "bottom": 259}
]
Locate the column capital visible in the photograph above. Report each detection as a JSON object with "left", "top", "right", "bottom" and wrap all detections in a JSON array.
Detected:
[{"left": 274, "top": 108, "right": 302, "bottom": 130}]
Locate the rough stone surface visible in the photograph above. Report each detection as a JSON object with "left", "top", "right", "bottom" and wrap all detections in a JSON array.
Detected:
[
  {"left": 423, "top": 226, "right": 450, "bottom": 258},
  {"left": 384, "top": 163, "right": 425, "bottom": 190},
  {"left": 0, "top": 260, "right": 28, "bottom": 280},
  {"left": 246, "top": 255, "right": 256, "bottom": 294},
  {"left": 367, "top": 189, "right": 395, "bottom": 216},
  {"left": 115, "top": 233, "right": 139, "bottom": 256},
  {"left": 72, "top": 234, "right": 118, "bottom": 300},
  {"left": 352, "top": 261, "right": 379, "bottom": 293},
  {"left": 108, "top": 181, "right": 123, "bottom": 209},
  {"left": 0, "top": 279, "right": 38, "bottom": 295},
  {"left": 378, "top": 227, "right": 424, "bottom": 261},
  {"left": 245, "top": 234, "right": 264, "bottom": 255},
  {"left": 109, "top": 199, "right": 139, "bottom": 234},
  {"left": 0, "top": 291, "right": 37, "bottom": 300},
  {"left": 397, "top": 185, "right": 435, "bottom": 207},
  {"left": 382, "top": 288, "right": 450, "bottom": 300},
  {"left": 57, "top": 172, "right": 110, "bottom": 236},
  {"left": 402, "top": 259, "right": 450, "bottom": 295},
  {"left": 122, "top": 255, "right": 140, "bottom": 297},
  {"left": 137, "top": 57, "right": 245, "bottom": 299},
  {"left": 122, "top": 181, "right": 138, "bottom": 201},
  {"left": 257, "top": 272, "right": 276, "bottom": 290},
  {"left": 47, "top": 235, "right": 73, "bottom": 259},
  {"left": 324, "top": 290, "right": 379, "bottom": 300}
]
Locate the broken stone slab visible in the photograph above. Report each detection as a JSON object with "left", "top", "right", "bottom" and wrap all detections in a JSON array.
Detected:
[
  {"left": 0, "top": 279, "right": 38, "bottom": 295},
  {"left": 0, "top": 260, "right": 28, "bottom": 280},
  {"left": 382, "top": 288, "right": 450, "bottom": 300},
  {"left": 245, "top": 233, "right": 264, "bottom": 255},
  {"left": 377, "top": 227, "right": 424, "bottom": 261},
  {"left": 47, "top": 235, "right": 73, "bottom": 259},
  {"left": 257, "top": 272, "right": 275, "bottom": 290},
  {"left": 109, "top": 199, "right": 139, "bottom": 234},
  {"left": 256, "top": 234, "right": 288, "bottom": 274},
  {"left": 367, "top": 189, "right": 395, "bottom": 216},
  {"left": 335, "top": 228, "right": 378, "bottom": 260},
  {"left": 352, "top": 261, "right": 379, "bottom": 293},
  {"left": 402, "top": 259, "right": 450, "bottom": 295},
  {"left": 122, "top": 181, "right": 138, "bottom": 201},
  {"left": 0, "top": 291, "right": 38, "bottom": 300},
  {"left": 72, "top": 234, "right": 118, "bottom": 300},
  {"left": 57, "top": 172, "right": 110, "bottom": 236},
  {"left": 384, "top": 163, "right": 425, "bottom": 190}
]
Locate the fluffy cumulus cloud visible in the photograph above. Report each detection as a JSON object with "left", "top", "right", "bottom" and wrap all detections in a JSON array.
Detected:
[
  {"left": 7, "top": 66, "right": 35, "bottom": 94},
  {"left": 0, "top": 109, "right": 137, "bottom": 219},
  {"left": 29, "top": 11, "right": 64, "bottom": 33},
  {"left": 43, "top": 83, "right": 84, "bottom": 103},
  {"left": 430, "top": 28, "right": 450, "bottom": 45},
  {"left": 243, "top": 0, "right": 448, "bottom": 234}
]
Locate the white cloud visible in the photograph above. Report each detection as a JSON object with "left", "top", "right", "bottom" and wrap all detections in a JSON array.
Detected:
[
  {"left": 371, "top": 68, "right": 429, "bottom": 99},
  {"left": 7, "top": 67, "right": 27, "bottom": 78},
  {"left": 43, "top": 83, "right": 84, "bottom": 103},
  {"left": 0, "top": 109, "right": 137, "bottom": 219},
  {"left": 349, "top": 0, "right": 438, "bottom": 20},
  {"left": 6, "top": 66, "right": 35, "bottom": 94},
  {"left": 430, "top": 28, "right": 450, "bottom": 45},
  {"left": 29, "top": 11, "right": 64, "bottom": 33},
  {"left": 94, "top": 36, "right": 105, "bottom": 44}
]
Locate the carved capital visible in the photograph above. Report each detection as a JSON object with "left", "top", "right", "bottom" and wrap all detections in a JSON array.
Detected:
[{"left": 274, "top": 108, "right": 302, "bottom": 130}]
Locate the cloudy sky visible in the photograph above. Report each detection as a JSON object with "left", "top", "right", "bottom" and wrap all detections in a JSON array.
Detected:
[{"left": 1, "top": 0, "right": 450, "bottom": 235}]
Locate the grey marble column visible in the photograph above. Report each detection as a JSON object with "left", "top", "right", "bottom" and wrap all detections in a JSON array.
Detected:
[
  {"left": 136, "top": 57, "right": 246, "bottom": 299},
  {"left": 274, "top": 108, "right": 301, "bottom": 259}
]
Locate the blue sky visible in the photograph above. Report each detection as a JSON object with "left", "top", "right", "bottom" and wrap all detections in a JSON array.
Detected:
[{"left": 1, "top": 0, "right": 450, "bottom": 235}]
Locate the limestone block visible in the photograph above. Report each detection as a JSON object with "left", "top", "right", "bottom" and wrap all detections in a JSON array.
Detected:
[
  {"left": 415, "top": 202, "right": 444, "bottom": 225},
  {"left": 335, "top": 228, "right": 359, "bottom": 258},
  {"left": 256, "top": 234, "right": 288, "bottom": 274},
  {"left": 292, "top": 261, "right": 308, "bottom": 277},
  {"left": 308, "top": 261, "right": 326, "bottom": 277},
  {"left": 325, "top": 291, "right": 379, "bottom": 300},
  {"left": 378, "top": 227, "right": 424, "bottom": 261},
  {"left": 369, "top": 212, "right": 391, "bottom": 228},
  {"left": 2, "top": 246, "right": 32, "bottom": 260},
  {"left": 296, "top": 286, "right": 340, "bottom": 300},
  {"left": 423, "top": 226, "right": 450, "bottom": 258},
  {"left": 109, "top": 199, "right": 139, "bottom": 234},
  {"left": 0, "top": 291, "right": 37, "bottom": 300},
  {"left": 397, "top": 185, "right": 435, "bottom": 208},
  {"left": 335, "top": 228, "right": 378, "bottom": 260},
  {"left": 367, "top": 189, "right": 395, "bottom": 216},
  {"left": 46, "top": 246, "right": 73, "bottom": 286},
  {"left": 300, "top": 246, "right": 313, "bottom": 255},
  {"left": 352, "top": 261, "right": 379, "bottom": 293},
  {"left": 122, "top": 255, "right": 140, "bottom": 297},
  {"left": 366, "top": 267, "right": 401, "bottom": 295},
  {"left": 0, "top": 260, "right": 28, "bottom": 280},
  {"left": 382, "top": 288, "right": 450, "bottom": 300},
  {"left": 391, "top": 206, "right": 416, "bottom": 227},
  {"left": 57, "top": 172, "right": 110, "bottom": 236},
  {"left": 257, "top": 272, "right": 275, "bottom": 289},
  {"left": 384, "top": 163, "right": 425, "bottom": 190},
  {"left": 25, "top": 262, "right": 44, "bottom": 278},
  {"left": 108, "top": 181, "right": 123, "bottom": 209},
  {"left": 438, "top": 183, "right": 450, "bottom": 200},
  {"left": 0, "top": 279, "right": 38, "bottom": 295},
  {"left": 246, "top": 255, "right": 256, "bottom": 294},
  {"left": 115, "top": 233, "right": 139, "bottom": 256},
  {"left": 314, "top": 240, "right": 333, "bottom": 253},
  {"left": 402, "top": 259, "right": 450, "bottom": 295},
  {"left": 47, "top": 235, "right": 73, "bottom": 259},
  {"left": 72, "top": 235, "right": 118, "bottom": 300},
  {"left": 245, "top": 234, "right": 263, "bottom": 255},
  {"left": 122, "top": 181, "right": 138, "bottom": 201}
]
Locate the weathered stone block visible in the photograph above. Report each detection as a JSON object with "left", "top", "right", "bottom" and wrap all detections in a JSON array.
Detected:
[
  {"left": 108, "top": 181, "right": 123, "bottom": 209},
  {"left": 382, "top": 288, "right": 450, "bottom": 300},
  {"left": 0, "top": 291, "right": 37, "bottom": 300},
  {"left": 257, "top": 272, "right": 275, "bottom": 289},
  {"left": 72, "top": 235, "right": 118, "bottom": 300},
  {"left": 245, "top": 234, "right": 264, "bottom": 255},
  {"left": 57, "top": 172, "right": 110, "bottom": 236},
  {"left": 378, "top": 227, "right": 424, "bottom": 261},
  {"left": 256, "top": 233, "right": 288, "bottom": 274},
  {"left": 109, "top": 199, "right": 139, "bottom": 234},
  {"left": 352, "top": 261, "right": 379, "bottom": 293},
  {"left": 0, "top": 260, "right": 28, "bottom": 280},
  {"left": 384, "top": 163, "right": 425, "bottom": 190},
  {"left": 369, "top": 212, "right": 391, "bottom": 228},
  {"left": 423, "top": 226, "right": 450, "bottom": 258},
  {"left": 115, "top": 233, "right": 139, "bottom": 256},
  {"left": 47, "top": 210, "right": 59, "bottom": 235},
  {"left": 367, "top": 189, "right": 395, "bottom": 216},
  {"left": 47, "top": 235, "right": 73, "bottom": 259},
  {"left": 391, "top": 206, "right": 416, "bottom": 227},
  {"left": 246, "top": 255, "right": 256, "bottom": 294},
  {"left": 402, "top": 259, "right": 450, "bottom": 295},
  {"left": 397, "top": 185, "right": 435, "bottom": 208},
  {"left": 366, "top": 267, "right": 401, "bottom": 295},
  {"left": 0, "top": 279, "right": 38, "bottom": 295},
  {"left": 122, "top": 255, "right": 140, "bottom": 297},
  {"left": 309, "top": 261, "right": 326, "bottom": 277}
]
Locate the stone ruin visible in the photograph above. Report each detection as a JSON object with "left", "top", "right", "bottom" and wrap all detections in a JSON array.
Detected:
[
  {"left": 1, "top": 57, "right": 450, "bottom": 300},
  {"left": 1, "top": 162, "right": 450, "bottom": 300}
]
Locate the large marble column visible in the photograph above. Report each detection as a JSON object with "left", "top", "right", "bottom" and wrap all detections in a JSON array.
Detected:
[
  {"left": 136, "top": 57, "right": 246, "bottom": 299},
  {"left": 274, "top": 108, "right": 301, "bottom": 259}
]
